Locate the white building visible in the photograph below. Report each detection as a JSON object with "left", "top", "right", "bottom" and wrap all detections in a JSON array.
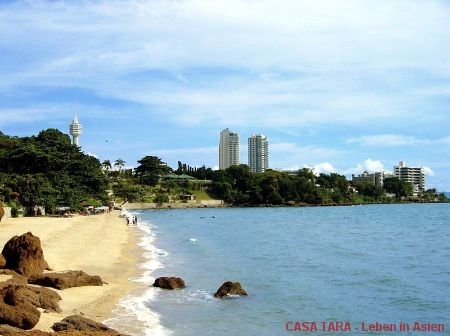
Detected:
[
  {"left": 393, "top": 161, "right": 425, "bottom": 196},
  {"left": 69, "top": 116, "right": 83, "bottom": 146},
  {"left": 219, "top": 128, "right": 240, "bottom": 170},
  {"left": 352, "top": 170, "right": 392, "bottom": 187},
  {"left": 248, "top": 134, "right": 269, "bottom": 173}
]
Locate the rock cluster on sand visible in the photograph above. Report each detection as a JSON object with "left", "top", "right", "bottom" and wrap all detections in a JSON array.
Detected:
[
  {"left": 0, "top": 233, "right": 63, "bottom": 330},
  {"left": 1, "top": 283, "right": 62, "bottom": 313},
  {"left": 29, "top": 271, "right": 103, "bottom": 290},
  {"left": 0, "top": 281, "right": 62, "bottom": 329},
  {"left": 153, "top": 277, "right": 185, "bottom": 289},
  {"left": 0, "top": 232, "right": 107, "bottom": 333},
  {"left": 0, "top": 315, "right": 127, "bottom": 335},
  {"left": 1, "top": 331, "right": 125, "bottom": 336},
  {"left": 1, "top": 232, "right": 49, "bottom": 277},
  {"left": 52, "top": 315, "right": 120, "bottom": 333},
  {"left": 214, "top": 281, "right": 248, "bottom": 298}
]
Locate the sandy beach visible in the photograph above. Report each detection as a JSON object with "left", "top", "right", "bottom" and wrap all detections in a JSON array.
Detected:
[{"left": 0, "top": 211, "right": 140, "bottom": 332}]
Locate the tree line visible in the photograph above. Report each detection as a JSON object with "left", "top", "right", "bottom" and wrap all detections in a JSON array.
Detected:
[
  {"left": 0, "top": 129, "right": 108, "bottom": 213},
  {"left": 122, "top": 157, "right": 447, "bottom": 205},
  {"left": 0, "top": 130, "right": 446, "bottom": 213}
]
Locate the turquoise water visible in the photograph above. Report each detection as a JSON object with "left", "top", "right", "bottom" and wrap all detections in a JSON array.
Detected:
[{"left": 120, "top": 204, "right": 450, "bottom": 335}]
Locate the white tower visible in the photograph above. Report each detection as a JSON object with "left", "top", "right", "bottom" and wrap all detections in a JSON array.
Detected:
[{"left": 69, "top": 116, "right": 83, "bottom": 146}]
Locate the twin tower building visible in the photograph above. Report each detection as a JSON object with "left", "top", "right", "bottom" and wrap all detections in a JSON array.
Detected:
[{"left": 219, "top": 128, "right": 269, "bottom": 173}]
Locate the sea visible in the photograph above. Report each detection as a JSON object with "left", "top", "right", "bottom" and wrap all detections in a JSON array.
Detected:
[{"left": 105, "top": 204, "right": 450, "bottom": 336}]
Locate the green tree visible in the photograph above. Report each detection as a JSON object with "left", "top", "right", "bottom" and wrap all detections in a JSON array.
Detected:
[
  {"left": 0, "top": 129, "right": 108, "bottom": 212},
  {"left": 12, "top": 174, "right": 56, "bottom": 209},
  {"left": 135, "top": 156, "right": 172, "bottom": 186},
  {"left": 154, "top": 192, "right": 169, "bottom": 205},
  {"left": 354, "top": 182, "right": 384, "bottom": 200},
  {"left": 102, "top": 160, "right": 112, "bottom": 172},
  {"left": 114, "top": 159, "right": 126, "bottom": 173},
  {"left": 112, "top": 180, "right": 145, "bottom": 202},
  {"left": 383, "top": 177, "right": 413, "bottom": 198}
]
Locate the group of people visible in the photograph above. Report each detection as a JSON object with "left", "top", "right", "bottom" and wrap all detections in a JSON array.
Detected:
[
  {"left": 120, "top": 209, "right": 138, "bottom": 226},
  {"left": 126, "top": 215, "right": 138, "bottom": 226}
]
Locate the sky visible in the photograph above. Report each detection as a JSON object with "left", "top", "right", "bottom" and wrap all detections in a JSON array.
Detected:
[{"left": 0, "top": 0, "right": 449, "bottom": 190}]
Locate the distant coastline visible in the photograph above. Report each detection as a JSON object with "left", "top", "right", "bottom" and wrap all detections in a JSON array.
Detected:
[{"left": 121, "top": 199, "right": 448, "bottom": 210}]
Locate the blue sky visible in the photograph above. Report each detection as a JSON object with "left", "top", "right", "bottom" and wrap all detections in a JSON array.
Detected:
[{"left": 1, "top": 0, "right": 449, "bottom": 190}]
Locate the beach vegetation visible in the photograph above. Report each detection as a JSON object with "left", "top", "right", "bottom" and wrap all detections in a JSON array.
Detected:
[
  {"left": 9, "top": 201, "right": 23, "bottom": 218},
  {"left": 135, "top": 156, "right": 172, "bottom": 186},
  {"left": 154, "top": 192, "right": 169, "bottom": 204},
  {"left": 383, "top": 177, "right": 413, "bottom": 198},
  {"left": 0, "top": 129, "right": 109, "bottom": 214},
  {"left": 114, "top": 158, "right": 126, "bottom": 174},
  {"left": 112, "top": 179, "right": 147, "bottom": 202}
]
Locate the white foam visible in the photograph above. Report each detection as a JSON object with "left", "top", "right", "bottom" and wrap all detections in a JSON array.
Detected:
[
  {"left": 104, "top": 211, "right": 172, "bottom": 336},
  {"left": 189, "top": 237, "right": 198, "bottom": 242}
]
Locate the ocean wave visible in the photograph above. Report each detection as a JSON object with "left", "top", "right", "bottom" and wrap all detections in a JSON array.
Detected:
[
  {"left": 165, "top": 288, "right": 215, "bottom": 304},
  {"left": 104, "top": 210, "right": 172, "bottom": 336}
]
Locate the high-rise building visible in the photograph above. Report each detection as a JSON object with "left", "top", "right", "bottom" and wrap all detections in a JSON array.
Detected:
[
  {"left": 219, "top": 128, "right": 240, "bottom": 169},
  {"left": 69, "top": 116, "right": 83, "bottom": 146},
  {"left": 248, "top": 134, "right": 269, "bottom": 173},
  {"left": 393, "top": 161, "right": 425, "bottom": 195}
]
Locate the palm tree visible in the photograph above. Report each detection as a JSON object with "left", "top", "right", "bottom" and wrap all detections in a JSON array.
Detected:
[
  {"left": 102, "top": 160, "right": 112, "bottom": 175},
  {"left": 114, "top": 159, "right": 126, "bottom": 174}
]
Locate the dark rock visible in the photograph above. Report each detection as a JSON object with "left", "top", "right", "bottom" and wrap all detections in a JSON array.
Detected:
[
  {"left": 0, "top": 254, "right": 6, "bottom": 268},
  {"left": 6, "top": 331, "right": 127, "bottom": 336},
  {"left": 153, "top": 277, "right": 185, "bottom": 289},
  {"left": 0, "top": 269, "right": 28, "bottom": 284},
  {"left": 0, "top": 324, "right": 24, "bottom": 335},
  {"left": 1, "top": 232, "right": 49, "bottom": 277},
  {"left": 28, "top": 271, "right": 103, "bottom": 290},
  {"left": 1, "top": 283, "right": 62, "bottom": 313},
  {"left": 0, "top": 280, "right": 61, "bottom": 329},
  {"left": 214, "top": 281, "right": 248, "bottom": 298},
  {"left": 52, "top": 315, "right": 118, "bottom": 333},
  {"left": 0, "top": 299, "right": 40, "bottom": 330}
]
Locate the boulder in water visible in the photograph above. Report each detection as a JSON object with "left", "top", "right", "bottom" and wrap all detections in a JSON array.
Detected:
[
  {"left": 153, "top": 277, "right": 185, "bottom": 289},
  {"left": 214, "top": 281, "right": 247, "bottom": 298}
]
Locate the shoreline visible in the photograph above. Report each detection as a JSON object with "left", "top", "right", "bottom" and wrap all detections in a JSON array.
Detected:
[
  {"left": 0, "top": 211, "right": 141, "bottom": 333},
  {"left": 103, "top": 210, "right": 171, "bottom": 336},
  {"left": 121, "top": 200, "right": 449, "bottom": 210}
]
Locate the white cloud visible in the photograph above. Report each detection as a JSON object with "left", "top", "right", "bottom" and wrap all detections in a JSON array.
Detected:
[
  {"left": 363, "top": 159, "right": 385, "bottom": 172},
  {"left": 437, "top": 136, "right": 450, "bottom": 145},
  {"left": 424, "top": 166, "right": 435, "bottom": 176},
  {"left": 150, "top": 146, "right": 217, "bottom": 156},
  {"left": 86, "top": 152, "right": 98, "bottom": 158},
  {"left": 270, "top": 143, "right": 344, "bottom": 170},
  {"left": 1, "top": 0, "right": 450, "bottom": 128},
  {"left": 305, "top": 162, "right": 337, "bottom": 175},
  {"left": 0, "top": 107, "right": 55, "bottom": 126},
  {"left": 347, "top": 134, "right": 450, "bottom": 147},
  {"left": 147, "top": 146, "right": 218, "bottom": 168},
  {"left": 343, "top": 158, "right": 386, "bottom": 175},
  {"left": 347, "top": 134, "right": 429, "bottom": 146}
]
